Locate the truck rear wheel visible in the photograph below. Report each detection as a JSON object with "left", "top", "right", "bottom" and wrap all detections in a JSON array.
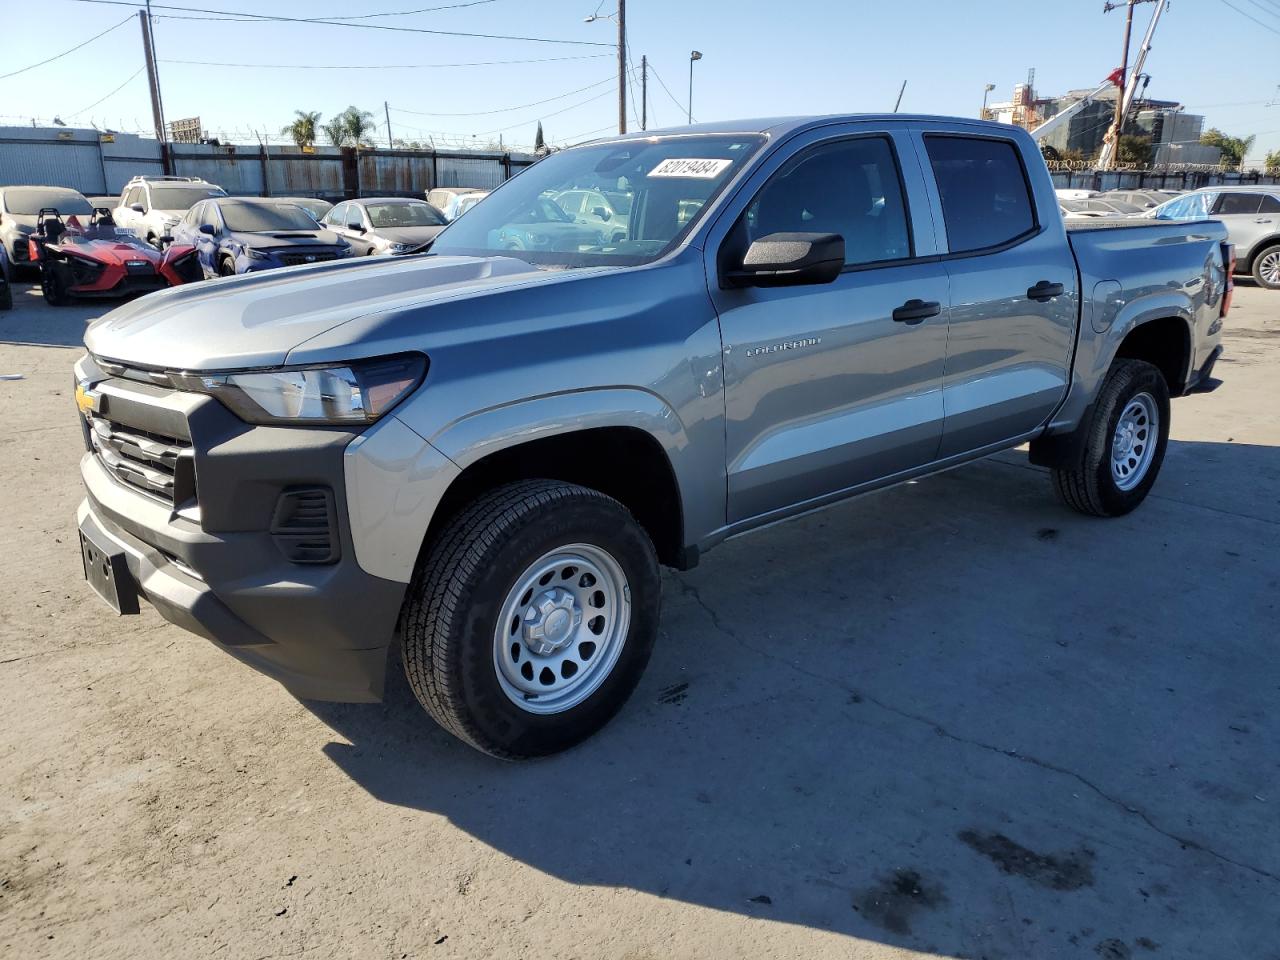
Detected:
[
  {"left": 1050, "top": 359, "right": 1170, "bottom": 517},
  {"left": 400, "top": 479, "right": 661, "bottom": 759}
]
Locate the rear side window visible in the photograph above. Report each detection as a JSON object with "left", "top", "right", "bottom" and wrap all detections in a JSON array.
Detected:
[
  {"left": 924, "top": 135, "right": 1036, "bottom": 254},
  {"left": 742, "top": 136, "right": 912, "bottom": 267},
  {"left": 1258, "top": 195, "right": 1280, "bottom": 213},
  {"left": 1214, "top": 193, "right": 1262, "bottom": 215}
]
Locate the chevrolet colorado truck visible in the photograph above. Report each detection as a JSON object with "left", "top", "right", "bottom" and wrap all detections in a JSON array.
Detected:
[{"left": 73, "top": 116, "right": 1232, "bottom": 758}]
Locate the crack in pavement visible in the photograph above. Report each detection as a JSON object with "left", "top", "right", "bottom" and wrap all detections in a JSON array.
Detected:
[{"left": 671, "top": 576, "right": 1280, "bottom": 885}]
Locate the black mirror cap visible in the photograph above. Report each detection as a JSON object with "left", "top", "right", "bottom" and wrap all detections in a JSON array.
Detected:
[
  {"left": 130, "top": 203, "right": 145, "bottom": 213},
  {"left": 198, "top": 223, "right": 216, "bottom": 235},
  {"left": 348, "top": 222, "right": 365, "bottom": 233},
  {"left": 725, "top": 232, "right": 845, "bottom": 289},
  {"left": 158, "top": 235, "right": 173, "bottom": 244}
]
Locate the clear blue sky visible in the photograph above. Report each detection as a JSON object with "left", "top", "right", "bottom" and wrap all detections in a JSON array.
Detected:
[{"left": 2, "top": 0, "right": 1277, "bottom": 162}]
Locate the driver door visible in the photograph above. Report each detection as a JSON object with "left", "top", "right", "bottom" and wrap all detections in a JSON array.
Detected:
[{"left": 709, "top": 127, "right": 951, "bottom": 523}]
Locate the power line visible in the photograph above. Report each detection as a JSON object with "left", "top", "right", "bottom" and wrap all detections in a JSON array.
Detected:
[
  {"left": 0, "top": 13, "right": 134, "bottom": 80},
  {"left": 1238, "top": 0, "right": 1280, "bottom": 21},
  {"left": 64, "top": 66, "right": 146, "bottom": 119},
  {"left": 646, "top": 62, "right": 690, "bottom": 123},
  {"left": 390, "top": 76, "right": 614, "bottom": 116},
  {"left": 63, "top": 0, "right": 612, "bottom": 46},
  {"left": 1217, "top": 0, "right": 1280, "bottom": 34},
  {"left": 148, "top": 0, "right": 501, "bottom": 23},
  {"left": 158, "top": 53, "right": 610, "bottom": 69}
]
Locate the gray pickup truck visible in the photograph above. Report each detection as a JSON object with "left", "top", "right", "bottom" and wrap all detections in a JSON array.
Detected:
[{"left": 73, "top": 116, "right": 1233, "bottom": 758}]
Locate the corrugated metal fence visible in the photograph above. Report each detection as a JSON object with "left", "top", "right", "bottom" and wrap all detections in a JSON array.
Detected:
[{"left": 0, "top": 126, "right": 536, "bottom": 201}]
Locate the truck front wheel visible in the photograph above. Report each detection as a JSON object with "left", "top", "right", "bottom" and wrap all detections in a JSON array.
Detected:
[
  {"left": 400, "top": 480, "right": 661, "bottom": 759},
  {"left": 1050, "top": 359, "right": 1171, "bottom": 517}
]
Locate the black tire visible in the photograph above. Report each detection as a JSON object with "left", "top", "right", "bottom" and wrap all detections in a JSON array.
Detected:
[
  {"left": 218, "top": 257, "right": 237, "bottom": 277},
  {"left": 400, "top": 479, "right": 661, "bottom": 759},
  {"left": 41, "top": 262, "right": 72, "bottom": 306},
  {"left": 1251, "top": 243, "right": 1280, "bottom": 290},
  {"left": 1050, "top": 359, "right": 1170, "bottom": 517}
]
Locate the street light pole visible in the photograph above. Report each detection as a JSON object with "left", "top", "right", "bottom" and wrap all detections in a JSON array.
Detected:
[
  {"left": 981, "top": 83, "right": 996, "bottom": 120},
  {"left": 688, "top": 50, "right": 702, "bottom": 124}
]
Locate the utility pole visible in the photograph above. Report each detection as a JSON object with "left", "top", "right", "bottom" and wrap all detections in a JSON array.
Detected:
[
  {"left": 1101, "top": 0, "right": 1160, "bottom": 169},
  {"left": 138, "top": 12, "right": 165, "bottom": 145},
  {"left": 1108, "top": 0, "right": 1136, "bottom": 170},
  {"left": 640, "top": 54, "right": 648, "bottom": 131},
  {"left": 144, "top": 1, "right": 167, "bottom": 141},
  {"left": 616, "top": 0, "right": 627, "bottom": 134},
  {"left": 384, "top": 100, "right": 393, "bottom": 148},
  {"left": 688, "top": 50, "right": 702, "bottom": 124}
]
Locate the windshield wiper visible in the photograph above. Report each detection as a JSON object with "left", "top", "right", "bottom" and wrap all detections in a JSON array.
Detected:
[{"left": 402, "top": 238, "right": 437, "bottom": 256}]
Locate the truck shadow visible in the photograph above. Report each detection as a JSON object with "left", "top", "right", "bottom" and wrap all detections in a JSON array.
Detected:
[
  {"left": 0, "top": 282, "right": 102, "bottom": 348},
  {"left": 304, "top": 439, "right": 1280, "bottom": 958}
]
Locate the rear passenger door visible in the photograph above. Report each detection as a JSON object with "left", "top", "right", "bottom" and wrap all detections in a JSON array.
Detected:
[
  {"left": 710, "top": 126, "right": 951, "bottom": 523},
  {"left": 917, "top": 132, "right": 1078, "bottom": 457},
  {"left": 1210, "top": 193, "right": 1272, "bottom": 261}
]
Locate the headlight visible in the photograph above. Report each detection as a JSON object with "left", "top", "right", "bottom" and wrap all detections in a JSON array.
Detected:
[
  {"left": 172, "top": 354, "right": 427, "bottom": 425},
  {"left": 387, "top": 242, "right": 412, "bottom": 254},
  {"left": 245, "top": 246, "right": 271, "bottom": 261}
]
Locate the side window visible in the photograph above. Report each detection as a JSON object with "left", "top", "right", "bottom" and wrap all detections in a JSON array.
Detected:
[
  {"left": 327, "top": 202, "right": 347, "bottom": 225},
  {"left": 183, "top": 202, "right": 202, "bottom": 227},
  {"left": 743, "top": 136, "right": 912, "bottom": 267},
  {"left": 1214, "top": 193, "right": 1262, "bottom": 215},
  {"left": 924, "top": 135, "right": 1036, "bottom": 254},
  {"left": 201, "top": 203, "right": 221, "bottom": 232},
  {"left": 1261, "top": 195, "right": 1280, "bottom": 214},
  {"left": 124, "top": 186, "right": 141, "bottom": 207}
]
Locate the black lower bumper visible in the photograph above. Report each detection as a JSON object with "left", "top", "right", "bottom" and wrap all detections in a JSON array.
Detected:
[
  {"left": 1186, "top": 345, "right": 1224, "bottom": 394},
  {"left": 78, "top": 451, "right": 408, "bottom": 703}
]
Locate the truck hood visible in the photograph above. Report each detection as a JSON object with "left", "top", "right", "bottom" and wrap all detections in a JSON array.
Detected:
[{"left": 83, "top": 254, "right": 543, "bottom": 370}]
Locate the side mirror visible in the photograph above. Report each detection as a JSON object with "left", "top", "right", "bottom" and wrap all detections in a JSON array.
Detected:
[
  {"left": 199, "top": 223, "right": 216, "bottom": 236},
  {"left": 158, "top": 235, "right": 173, "bottom": 245},
  {"left": 130, "top": 203, "right": 145, "bottom": 213},
  {"left": 592, "top": 206, "right": 611, "bottom": 221},
  {"left": 348, "top": 221, "right": 365, "bottom": 233},
  {"left": 724, "top": 232, "right": 845, "bottom": 289}
]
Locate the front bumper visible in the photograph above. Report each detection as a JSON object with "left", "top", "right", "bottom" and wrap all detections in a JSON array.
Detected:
[{"left": 74, "top": 365, "right": 410, "bottom": 702}]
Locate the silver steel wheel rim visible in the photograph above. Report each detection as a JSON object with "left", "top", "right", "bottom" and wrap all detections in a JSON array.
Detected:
[
  {"left": 1261, "top": 251, "right": 1280, "bottom": 287},
  {"left": 1111, "top": 391, "right": 1158, "bottom": 491},
  {"left": 493, "top": 543, "right": 630, "bottom": 715}
]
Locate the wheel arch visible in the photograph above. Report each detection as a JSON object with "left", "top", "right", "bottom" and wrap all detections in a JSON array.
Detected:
[
  {"left": 1243, "top": 233, "right": 1280, "bottom": 270},
  {"left": 425, "top": 394, "right": 692, "bottom": 570}
]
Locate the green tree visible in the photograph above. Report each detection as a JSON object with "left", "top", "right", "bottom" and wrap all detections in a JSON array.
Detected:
[
  {"left": 1265, "top": 149, "right": 1280, "bottom": 174},
  {"left": 281, "top": 110, "right": 321, "bottom": 149},
  {"left": 1117, "top": 134, "right": 1153, "bottom": 167},
  {"left": 338, "top": 106, "right": 378, "bottom": 148},
  {"left": 321, "top": 117, "right": 347, "bottom": 146},
  {"left": 1200, "top": 128, "right": 1256, "bottom": 167}
]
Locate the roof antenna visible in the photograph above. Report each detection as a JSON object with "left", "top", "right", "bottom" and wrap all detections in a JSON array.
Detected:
[{"left": 893, "top": 80, "right": 907, "bottom": 113}]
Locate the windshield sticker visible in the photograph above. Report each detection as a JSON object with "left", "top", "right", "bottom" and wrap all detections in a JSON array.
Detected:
[{"left": 648, "top": 158, "right": 732, "bottom": 179}]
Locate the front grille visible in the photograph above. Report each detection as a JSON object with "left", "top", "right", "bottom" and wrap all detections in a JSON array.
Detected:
[
  {"left": 87, "top": 413, "right": 195, "bottom": 506},
  {"left": 124, "top": 260, "right": 156, "bottom": 276},
  {"left": 278, "top": 251, "right": 339, "bottom": 267}
]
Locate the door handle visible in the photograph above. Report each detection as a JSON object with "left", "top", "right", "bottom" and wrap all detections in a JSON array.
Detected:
[
  {"left": 1256, "top": 218, "right": 1274, "bottom": 224},
  {"left": 892, "top": 299, "right": 942, "bottom": 324},
  {"left": 1027, "top": 280, "right": 1065, "bottom": 301}
]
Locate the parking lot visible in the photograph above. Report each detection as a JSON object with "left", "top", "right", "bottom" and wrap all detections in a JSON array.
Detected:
[{"left": 1, "top": 278, "right": 1277, "bottom": 959}]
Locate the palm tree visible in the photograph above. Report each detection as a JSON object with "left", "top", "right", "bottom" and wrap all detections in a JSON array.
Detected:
[
  {"left": 338, "top": 106, "right": 378, "bottom": 149},
  {"left": 1265, "top": 149, "right": 1280, "bottom": 174},
  {"left": 1200, "top": 128, "right": 1256, "bottom": 167},
  {"left": 281, "top": 110, "right": 321, "bottom": 149},
  {"left": 322, "top": 117, "right": 348, "bottom": 146}
]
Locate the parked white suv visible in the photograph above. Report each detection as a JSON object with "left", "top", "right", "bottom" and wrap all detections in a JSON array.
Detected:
[{"left": 113, "top": 176, "right": 227, "bottom": 248}]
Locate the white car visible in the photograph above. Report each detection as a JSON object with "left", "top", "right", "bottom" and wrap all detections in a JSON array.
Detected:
[
  {"left": 113, "top": 176, "right": 227, "bottom": 248},
  {"left": 1054, "top": 188, "right": 1099, "bottom": 202}
]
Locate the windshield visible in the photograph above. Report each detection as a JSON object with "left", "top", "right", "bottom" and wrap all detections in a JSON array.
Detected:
[
  {"left": 366, "top": 201, "right": 446, "bottom": 228},
  {"left": 4, "top": 188, "right": 93, "bottom": 216},
  {"left": 430, "top": 134, "right": 765, "bottom": 266},
  {"left": 150, "top": 186, "right": 226, "bottom": 210},
  {"left": 220, "top": 202, "right": 320, "bottom": 232}
]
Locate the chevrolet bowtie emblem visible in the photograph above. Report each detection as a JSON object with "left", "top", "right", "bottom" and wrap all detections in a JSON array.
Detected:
[{"left": 75, "top": 382, "right": 102, "bottom": 415}]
